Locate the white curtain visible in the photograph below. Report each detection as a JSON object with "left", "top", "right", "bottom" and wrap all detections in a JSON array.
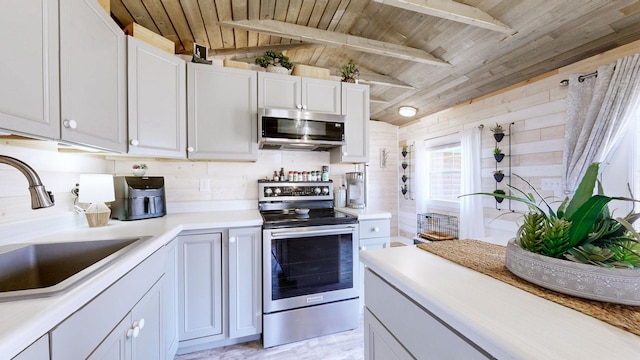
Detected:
[
  {"left": 459, "top": 128, "right": 485, "bottom": 239},
  {"left": 562, "top": 53, "right": 640, "bottom": 193}
]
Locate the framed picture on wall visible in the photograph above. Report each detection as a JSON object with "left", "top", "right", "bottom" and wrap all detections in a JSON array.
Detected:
[{"left": 192, "top": 43, "right": 212, "bottom": 64}]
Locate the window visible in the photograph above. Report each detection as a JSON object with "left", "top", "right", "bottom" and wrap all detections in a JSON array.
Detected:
[{"left": 425, "top": 144, "right": 462, "bottom": 202}]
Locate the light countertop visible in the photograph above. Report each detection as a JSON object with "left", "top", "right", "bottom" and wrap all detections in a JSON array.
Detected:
[
  {"left": 360, "top": 245, "right": 640, "bottom": 359},
  {"left": 0, "top": 210, "right": 262, "bottom": 358},
  {"left": 334, "top": 207, "right": 391, "bottom": 220}
]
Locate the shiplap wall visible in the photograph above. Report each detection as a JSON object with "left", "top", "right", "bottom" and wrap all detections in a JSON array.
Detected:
[
  {"left": 0, "top": 121, "right": 399, "bottom": 230},
  {"left": 398, "top": 40, "right": 640, "bottom": 241}
]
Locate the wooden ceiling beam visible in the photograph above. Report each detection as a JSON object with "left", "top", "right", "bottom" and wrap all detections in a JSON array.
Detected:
[
  {"left": 373, "top": 0, "right": 517, "bottom": 36},
  {"left": 218, "top": 19, "right": 451, "bottom": 66}
]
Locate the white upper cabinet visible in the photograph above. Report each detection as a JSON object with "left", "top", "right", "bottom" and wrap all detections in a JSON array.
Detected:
[
  {"left": 258, "top": 72, "right": 341, "bottom": 114},
  {"left": 0, "top": 0, "right": 60, "bottom": 139},
  {"left": 127, "top": 36, "right": 186, "bottom": 158},
  {"left": 331, "top": 82, "right": 370, "bottom": 163},
  {"left": 59, "top": 0, "right": 127, "bottom": 152},
  {"left": 187, "top": 64, "right": 258, "bottom": 161}
]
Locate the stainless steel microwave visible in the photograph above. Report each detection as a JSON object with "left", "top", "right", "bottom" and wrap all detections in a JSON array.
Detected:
[{"left": 258, "top": 108, "right": 346, "bottom": 151}]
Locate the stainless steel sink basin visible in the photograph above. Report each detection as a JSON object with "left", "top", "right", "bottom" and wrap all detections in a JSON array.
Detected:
[{"left": 0, "top": 237, "right": 149, "bottom": 302}]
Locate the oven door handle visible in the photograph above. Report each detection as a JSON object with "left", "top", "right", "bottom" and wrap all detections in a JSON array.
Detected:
[{"left": 269, "top": 226, "right": 356, "bottom": 238}]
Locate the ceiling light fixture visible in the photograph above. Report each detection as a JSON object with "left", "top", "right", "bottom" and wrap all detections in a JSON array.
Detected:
[{"left": 398, "top": 106, "right": 417, "bottom": 117}]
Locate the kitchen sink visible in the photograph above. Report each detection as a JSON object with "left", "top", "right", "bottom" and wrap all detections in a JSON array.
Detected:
[{"left": 0, "top": 237, "right": 150, "bottom": 302}]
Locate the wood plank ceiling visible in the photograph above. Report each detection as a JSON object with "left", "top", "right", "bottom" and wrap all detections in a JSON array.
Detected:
[{"left": 110, "top": 0, "right": 640, "bottom": 126}]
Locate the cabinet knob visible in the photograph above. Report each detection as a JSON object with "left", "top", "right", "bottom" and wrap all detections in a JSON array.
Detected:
[
  {"left": 302, "top": 105, "right": 307, "bottom": 110},
  {"left": 63, "top": 119, "right": 78, "bottom": 129},
  {"left": 296, "top": 104, "right": 303, "bottom": 110},
  {"left": 360, "top": 246, "right": 366, "bottom": 251},
  {"left": 229, "top": 237, "right": 236, "bottom": 243},
  {"left": 136, "top": 318, "right": 145, "bottom": 330},
  {"left": 187, "top": 146, "right": 194, "bottom": 152},
  {"left": 127, "top": 325, "right": 140, "bottom": 339},
  {"left": 130, "top": 139, "right": 139, "bottom": 146},
  {"left": 372, "top": 227, "right": 380, "bottom": 233}
]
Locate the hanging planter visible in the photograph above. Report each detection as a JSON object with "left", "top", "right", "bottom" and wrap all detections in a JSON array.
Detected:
[
  {"left": 490, "top": 123, "right": 505, "bottom": 142},
  {"left": 494, "top": 146, "right": 505, "bottom": 162},
  {"left": 402, "top": 161, "right": 408, "bottom": 169},
  {"left": 401, "top": 185, "right": 408, "bottom": 195},
  {"left": 493, "top": 189, "right": 506, "bottom": 203},
  {"left": 402, "top": 174, "right": 408, "bottom": 183},
  {"left": 493, "top": 170, "right": 504, "bottom": 182}
]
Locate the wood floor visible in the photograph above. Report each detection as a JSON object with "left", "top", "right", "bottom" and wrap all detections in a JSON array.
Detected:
[{"left": 174, "top": 324, "right": 364, "bottom": 360}]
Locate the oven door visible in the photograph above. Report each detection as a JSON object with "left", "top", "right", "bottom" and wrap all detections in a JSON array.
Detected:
[{"left": 263, "top": 224, "right": 359, "bottom": 313}]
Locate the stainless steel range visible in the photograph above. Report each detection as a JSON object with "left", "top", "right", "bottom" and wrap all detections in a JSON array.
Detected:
[{"left": 258, "top": 180, "right": 359, "bottom": 348}]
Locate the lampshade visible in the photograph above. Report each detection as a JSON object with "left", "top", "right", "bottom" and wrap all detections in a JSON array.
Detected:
[
  {"left": 398, "top": 106, "right": 417, "bottom": 117},
  {"left": 78, "top": 174, "right": 115, "bottom": 203},
  {"left": 79, "top": 174, "right": 115, "bottom": 227}
]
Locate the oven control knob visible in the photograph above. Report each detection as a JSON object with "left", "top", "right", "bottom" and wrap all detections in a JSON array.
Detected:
[
  {"left": 314, "top": 187, "right": 321, "bottom": 195},
  {"left": 274, "top": 188, "right": 282, "bottom": 195},
  {"left": 322, "top": 187, "right": 330, "bottom": 195},
  {"left": 265, "top": 188, "right": 273, "bottom": 196}
]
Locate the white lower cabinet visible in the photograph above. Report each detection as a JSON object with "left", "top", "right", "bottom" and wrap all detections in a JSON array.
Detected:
[
  {"left": 177, "top": 227, "right": 262, "bottom": 353},
  {"left": 364, "top": 309, "right": 413, "bottom": 360},
  {"left": 178, "top": 230, "right": 224, "bottom": 341},
  {"left": 50, "top": 244, "right": 166, "bottom": 359},
  {"left": 89, "top": 278, "right": 163, "bottom": 360},
  {"left": 364, "top": 269, "right": 490, "bottom": 360},
  {"left": 12, "top": 335, "right": 49, "bottom": 360},
  {"left": 358, "top": 218, "right": 390, "bottom": 312}
]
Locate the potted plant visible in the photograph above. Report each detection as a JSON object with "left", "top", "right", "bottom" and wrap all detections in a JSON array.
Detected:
[
  {"left": 132, "top": 163, "right": 147, "bottom": 176},
  {"left": 493, "top": 189, "right": 506, "bottom": 203},
  {"left": 255, "top": 51, "right": 293, "bottom": 74},
  {"left": 401, "top": 184, "right": 408, "bottom": 195},
  {"left": 464, "top": 162, "right": 640, "bottom": 304},
  {"left": 493, "top": 146, "right": 505, "bottom": 162},
  {"left": 340, "top": 60, "right": 359, "bottom": 83},
  {"left": 401, "top": 146, "right": 408, "bottom": 158},
  {"left": 401, "top": 160, "right": 408, "bottom": 169},
  {"left": 493, "top": 170, "right": 504, "bottom": 182},
  {"left": 490, "top": 123, "right": 505, "bottom": 142}
]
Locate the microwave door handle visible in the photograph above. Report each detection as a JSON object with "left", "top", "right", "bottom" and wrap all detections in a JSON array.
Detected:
[{"left": 270, "top": 226, "right": 356, "bottom": 238}]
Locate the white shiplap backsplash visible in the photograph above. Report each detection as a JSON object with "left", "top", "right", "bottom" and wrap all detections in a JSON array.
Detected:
[{"left": 0, "top": 121, "right": 400, "bottom": 230}]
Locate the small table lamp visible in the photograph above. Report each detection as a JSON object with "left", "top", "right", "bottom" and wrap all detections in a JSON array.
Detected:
[{"left": 79, "top": 174, "right": 115, "bottom": 227}]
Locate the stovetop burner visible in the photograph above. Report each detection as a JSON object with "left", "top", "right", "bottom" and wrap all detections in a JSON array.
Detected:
[{"left": 260, "top": 208, "right": 357, "bottom": 229}]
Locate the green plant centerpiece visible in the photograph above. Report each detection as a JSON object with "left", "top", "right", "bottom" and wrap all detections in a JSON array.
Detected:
[
  {"left": 255, "top": 51, "right": 293, "bottom": 73},
  {"left": 465, "top": 162, "right": 640, "bottom": 304},
  {"left": 340, "top": 60, "right": 359, "bottom": 83}
]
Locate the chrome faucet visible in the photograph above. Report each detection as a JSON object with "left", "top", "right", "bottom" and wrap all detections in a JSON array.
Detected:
[{"left": 0, "top": 155, "right": 55, "bottom": 209}]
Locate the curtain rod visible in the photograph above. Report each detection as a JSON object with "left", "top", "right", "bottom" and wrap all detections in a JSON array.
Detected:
[
  {"left": 559, "top": 70, "right": 598, "bottom": 87},
  {"left": 423, "top": 124, "right": 484, "bottom": 142}
]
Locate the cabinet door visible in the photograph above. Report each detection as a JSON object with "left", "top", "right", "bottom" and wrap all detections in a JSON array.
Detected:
[
  {"left": 359, "top": 237, "right": 390, "bottom": 312},
  {"left": 302, "top": 78, "right": 341, "bottom": 114},
  {"left": 59, "top": 0, "right": 127, "bottom": 152},
  {"left": 128, "top": 37, "right": 186, "bottom": 158},
  {"left": 228, "top": 227, "right": 262, "bottom": 338},
  {"left": 257, "top": 71, "right": 301, "bottom": 110},
  {"left": 131, "top": 278, "right": 163, "bottom": 360},
  {"left": 12, "top": 335, "right": 49, "bottom": 360},
  {"left": 163, "top": 239, "right": 179, "bottom": 359},
  {"left": 88, "top": 315, "right": 131, "bottom": 360},
  {"left": 364, "top": 308, "right": 413, "bottom": 360},
  {"left": 331, "top": 83, "right": 370, "bottom": 163},
  {"left": 0, "top": 0, "right": 59, "bottom": 139},
  {"left": 178, "top": 231, "right": 224, "bottom": 341},
  {"left": 187, "top": 64, "right": 258, "bottom": 160}
]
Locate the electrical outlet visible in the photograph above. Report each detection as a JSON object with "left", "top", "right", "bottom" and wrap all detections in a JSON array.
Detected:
[
  {"left": 199, "top": 178, "right": 210, "bottom": 192},
  {"left": 541, "top": 178, "right": 561, "bottom": 191}
]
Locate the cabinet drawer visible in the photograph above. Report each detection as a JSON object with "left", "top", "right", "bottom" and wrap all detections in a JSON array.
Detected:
[
  {"left": 51, "top": 247, "right": 166, "bottom": 359},
  {"left": 364, "top": 269, "right": 491, "bottom": 359},
  {"left": 359, "top": 219, "right": 390, "bottom": 239}
]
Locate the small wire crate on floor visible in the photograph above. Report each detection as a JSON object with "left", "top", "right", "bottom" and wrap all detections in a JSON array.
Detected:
[{"left": 417, "top": 213, "right": 459, "bottom": 241}]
